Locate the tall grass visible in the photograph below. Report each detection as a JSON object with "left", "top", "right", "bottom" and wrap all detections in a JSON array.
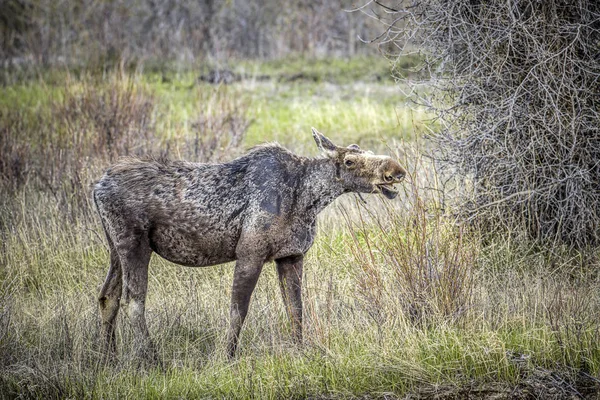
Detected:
[
  {"left": 3, "top": 180, "right": 598, "bottom": 398},
  {"left": 343, "top": 161, "right": 475, "bottom": 323},
  {"left": 0, "top": 71, "right": 599, "bottom": 399}
]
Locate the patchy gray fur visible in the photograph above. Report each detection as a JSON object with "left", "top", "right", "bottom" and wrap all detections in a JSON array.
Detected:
[{"left": 94, "top": 129, "right": 406, "bottom": 360}]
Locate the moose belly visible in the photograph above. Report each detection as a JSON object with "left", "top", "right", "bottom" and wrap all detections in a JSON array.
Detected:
[
  {"left": 272, "top": 222, "right": 317, "bottom": 260},
  {"left": 148, "top": 224, "right": 238, "bottom": 267}
]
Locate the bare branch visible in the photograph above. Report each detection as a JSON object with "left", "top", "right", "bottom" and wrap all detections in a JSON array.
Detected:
[{"left": 361, "top": 0, "right": 600, "bottom": 247}]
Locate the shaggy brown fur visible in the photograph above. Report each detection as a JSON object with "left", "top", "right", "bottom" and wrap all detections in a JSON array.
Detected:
[{"left": 93, "top": 129, "right": 406, "bottom": 360}]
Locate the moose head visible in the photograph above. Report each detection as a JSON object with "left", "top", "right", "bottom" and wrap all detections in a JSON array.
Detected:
[{"left": 312, "top": 128, "right": 406, "bottom": 199}]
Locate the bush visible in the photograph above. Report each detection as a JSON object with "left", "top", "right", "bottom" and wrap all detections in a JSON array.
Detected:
[
  {"left": 368, "top": 0, "right": 600, "bottom": 247},
  {"left": 0, "top": 71, "right": 249, "bottom": 220},
  {"left": 0, "top": 73, "right": 156, "bottom": 216}
]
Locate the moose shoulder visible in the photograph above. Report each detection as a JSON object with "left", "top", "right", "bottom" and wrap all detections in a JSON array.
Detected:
[{"left": 93, "top": 128, "right": 406, "bottom": 361}]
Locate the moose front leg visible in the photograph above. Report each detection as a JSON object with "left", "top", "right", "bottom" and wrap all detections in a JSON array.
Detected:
[
  {"left": 226, "top": 258, "right": 264, "bottom": 358},
  {"left": 276, "top": 255, "right": 303, "bottom": 344}
]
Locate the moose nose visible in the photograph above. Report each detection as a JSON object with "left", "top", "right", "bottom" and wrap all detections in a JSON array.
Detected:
[{"left": 384, "top": 169, "right": 406, "bottom": 183}]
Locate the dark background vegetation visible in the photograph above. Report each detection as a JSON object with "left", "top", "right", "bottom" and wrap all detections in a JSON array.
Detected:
[{"left": 1, "top": 0, "right": 381, "bottom": 70}]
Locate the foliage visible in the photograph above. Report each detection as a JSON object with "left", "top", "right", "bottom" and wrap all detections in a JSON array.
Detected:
[
  {"left": 1, "top": 153, "right": 599, "bottom": 398},
  {"left": 342, "top": 147, "right": 475, "bottom": 323}
]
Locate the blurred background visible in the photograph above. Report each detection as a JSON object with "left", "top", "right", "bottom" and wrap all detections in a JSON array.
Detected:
[{"left": 1, "top": 0, "right": 385, "bottom": 69}]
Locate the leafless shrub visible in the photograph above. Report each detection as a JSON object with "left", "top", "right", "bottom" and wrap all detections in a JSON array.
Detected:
[
  {"left": 0, "top": 72, "right": 250, "bottom": 219},
  {"left": 364, "top": 0, "right": 600, "bottom": 247},
  {"left": 0, "top": 73, "right": 156, "bottom": 216}
]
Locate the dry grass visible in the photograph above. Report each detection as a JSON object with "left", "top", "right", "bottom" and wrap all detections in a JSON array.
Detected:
[
  {"left": 0, "top": 70, "right": 250, "bottom": 223},
  {"left": 0, "top": 70, "right": 599, "bottom": 399}
]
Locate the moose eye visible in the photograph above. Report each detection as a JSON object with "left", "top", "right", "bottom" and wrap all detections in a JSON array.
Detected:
[{"left": 344, "top": 159, "right": 355, "bottom": 167}]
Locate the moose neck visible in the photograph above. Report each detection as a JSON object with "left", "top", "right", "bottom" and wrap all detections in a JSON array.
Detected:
[{"left": 298, "top": 157, "right": 346, "bottom": 218}]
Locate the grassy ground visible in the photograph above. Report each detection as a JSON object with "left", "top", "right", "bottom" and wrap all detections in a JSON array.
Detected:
[{"left": 1, "top": 58, "right": 599, "bottom": 399}]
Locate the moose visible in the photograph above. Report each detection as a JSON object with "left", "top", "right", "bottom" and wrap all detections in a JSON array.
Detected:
[{"left": 93, "top": 129, "right": 406, "bottom": 360}]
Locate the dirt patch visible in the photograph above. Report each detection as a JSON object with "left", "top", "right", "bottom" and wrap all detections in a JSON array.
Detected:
[{"left": 404, "top": 369, "right": 599, "bottom": 400}]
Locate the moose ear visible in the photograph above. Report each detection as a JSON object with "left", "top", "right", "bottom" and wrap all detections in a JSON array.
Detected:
[{"left": 311, "top": 127, "right": 337, "bottom": 154}]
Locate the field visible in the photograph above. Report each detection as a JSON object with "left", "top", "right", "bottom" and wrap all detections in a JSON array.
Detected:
[{"left": 1, "top": 58, "right": 600, "bottom": 399}]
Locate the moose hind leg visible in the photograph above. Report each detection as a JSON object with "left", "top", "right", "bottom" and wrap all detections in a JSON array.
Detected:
[
  {"left": 226, "top": 258, "right": 264, "bottom": 358},
  {"left": 118, "top": 238, "right": 156, "bottom": 363},
  {"left": 276, "top": 255, "right": 303, "bottom": 344},
  {"left": 99, "top": 248, "right": 122, "bottom": 357}
]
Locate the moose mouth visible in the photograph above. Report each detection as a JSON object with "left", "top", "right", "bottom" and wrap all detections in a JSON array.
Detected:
[{"left": 376, "top": 184, "right": 399, "bottom": 200}]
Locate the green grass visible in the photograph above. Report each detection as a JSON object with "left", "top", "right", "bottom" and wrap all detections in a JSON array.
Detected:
[
  {"left": 0, "top": 57, "right": 428, "bottom": 155},
  {"left": 143, "top": 71, "right": 421, "bottom": 151},
  {"left": 1, "top": 59, "right": 599, "bottom": 399},
  {"left": 225, "top": 55, "right": 413, "bottom": 84}
]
